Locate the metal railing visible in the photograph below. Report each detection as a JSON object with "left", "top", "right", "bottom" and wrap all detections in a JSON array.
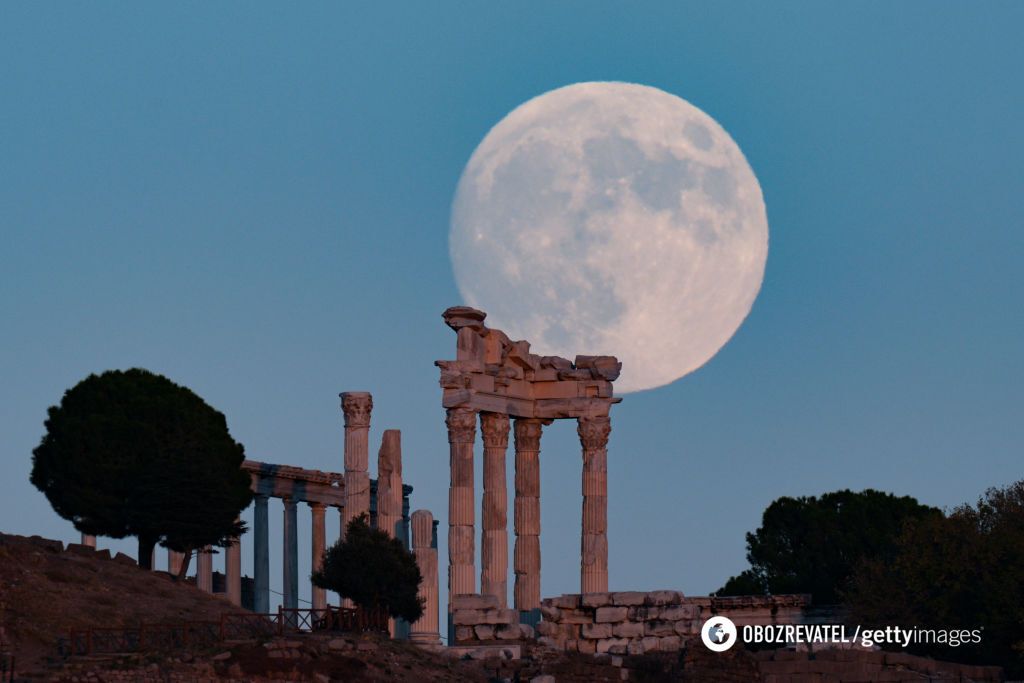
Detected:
[
  {"left": 280, "top": 606, "right": 389, "bottom": 634},
  {"left": 58, "top": 606, "right": 388, "bottom": 657}
]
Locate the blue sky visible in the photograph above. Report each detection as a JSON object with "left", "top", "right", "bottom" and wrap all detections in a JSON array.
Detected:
[{"left": 2, "top": 2, "right": 1022, "bottom": 620}]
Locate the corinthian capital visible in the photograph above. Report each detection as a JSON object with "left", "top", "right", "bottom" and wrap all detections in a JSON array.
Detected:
[
  {"left": 480, "top": 412, "right": 510, "bottom": 449},
  {"left": 340, "top": 392, "right": 373, "bottom": 428},
  {"left": 445, "top": 407, "right": 477, "bottom": 444},
  {"left": 577, "top": 416, "right": 611, "bottom": 451},
  {"left": 513, "top": 418, "right": 544, "bottom": 452}
]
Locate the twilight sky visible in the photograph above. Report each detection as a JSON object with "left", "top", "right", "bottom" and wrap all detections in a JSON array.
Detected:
[{"left": 1, "top": 2, "right": 1022, "bottom": 620}]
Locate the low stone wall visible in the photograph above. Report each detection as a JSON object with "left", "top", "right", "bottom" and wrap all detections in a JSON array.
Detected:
[
  {"left": 537, "top": 591, "right": 814, "bottom": 656},
  {"left": 450, "top": 594, "right": 534, "bottom": 645}
]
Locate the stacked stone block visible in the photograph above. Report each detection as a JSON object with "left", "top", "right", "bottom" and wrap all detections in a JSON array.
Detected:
[
  {"left": 536, "top": 591, "right": 816, "bottom": 656},
  {"left": 538, "top": 591, "right": 695, "bottom": 655},
  {"left": 450, "top": 594, "right": 535, "bottom": 644}
]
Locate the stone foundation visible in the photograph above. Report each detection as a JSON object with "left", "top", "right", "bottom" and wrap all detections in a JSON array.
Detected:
[
  {"left": 537, "top": 591, "right": 813, "bottom": 656},
  {"left": 450, "top": 594, "right": 535, "bottom": 645}
]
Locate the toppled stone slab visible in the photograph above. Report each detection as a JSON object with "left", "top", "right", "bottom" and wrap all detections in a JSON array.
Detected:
[{"left": 451, "top": 593, "right": 532, "bottom": 645}]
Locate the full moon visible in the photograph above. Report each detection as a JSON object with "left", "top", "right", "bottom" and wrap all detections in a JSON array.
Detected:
[{"left": 450, "top": 82, "right": 768, "bottom": 393}]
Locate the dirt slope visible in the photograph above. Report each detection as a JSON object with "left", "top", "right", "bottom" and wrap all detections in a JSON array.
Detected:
[{"left": 0, "top": 532, "right": 240, "bottom": 671}]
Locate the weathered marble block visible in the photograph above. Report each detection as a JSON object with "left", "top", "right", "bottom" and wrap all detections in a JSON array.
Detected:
[
  {"left": 611, "top": 591, "right": 647, "bottom": 606},
  {"left": 581, "top": 623, "right": 612, "bottom": 639},
  {"left": 595, "top": 606, "right": 629, "bottom": 623}
]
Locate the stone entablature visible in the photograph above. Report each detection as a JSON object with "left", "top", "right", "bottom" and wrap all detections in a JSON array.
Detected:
[
  {"left": 243, "top": 461, "right": 346, "bottom": 507},
  {"left": 536, "top": 591, "right": 814, "bottom": 656},
  {"left": 436, "top": 306, "right": 621, "bottom": 420}
]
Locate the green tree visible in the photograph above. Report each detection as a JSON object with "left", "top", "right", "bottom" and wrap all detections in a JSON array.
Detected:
[
  {"left": 30, "top": 369, "right": 253, "bottom": 571},
  {"left": 848, "top": 481, "right": 1024, "bottom": 676},
  {"left": 312, "top": 515, "right": 424, "bottom": 622},
  {"left": 717, "top": 489, "right": 940, "bottom": 603}
]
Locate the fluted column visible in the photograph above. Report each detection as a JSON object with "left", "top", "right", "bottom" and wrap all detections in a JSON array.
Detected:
[
  {"left": 197, "top": 546, "right": 213, "bottom": 592},
  {"left": 310, "top": 503, "right": 327, "bottom": 611},
  {"left": 409, "top": 509, "right": 440, "bottom": 644},
  {"left": 377, "top": 430, "right": 403, "bottom": 539},
  {"left": 168, "top": 549, "right": 184, "bottom": 575},
  {"left": 283, "top": 497, "right": 298, "bottom": 610},
  {"left": 226, "top": 520, "right": 242, "bottom": 606},
  {"left": 578, "top": 415, "right": 611, "bottom": 594},
  {"left": 340, "top": 392, "right": 373, "bottom": 536},
  {"left": 446, "top": 407, "right": 477, "bottom": 605},
  {"left": 513, "top": 418, "right": 544, "bottom": 612},
  {"left": 253, "top": 493, "right": 270, "bottom": 613},
  {"left": 480, "top": 412, "right": 509, "bottom": 607}
]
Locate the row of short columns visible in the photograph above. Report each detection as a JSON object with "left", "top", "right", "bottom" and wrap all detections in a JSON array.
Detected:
[
  {"left": 446, "top": 408, "right": 611, "bottom": 615},
  {"left": 250, "top": 494, "right": 335, "bottom": 613},
  {"left": 81, "top": 390, "right": 441, "bottom": 644}
]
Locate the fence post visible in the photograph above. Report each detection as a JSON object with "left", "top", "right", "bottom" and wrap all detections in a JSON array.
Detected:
[{"left": 277, "top": 605, "right": 283, "bottom": 636}]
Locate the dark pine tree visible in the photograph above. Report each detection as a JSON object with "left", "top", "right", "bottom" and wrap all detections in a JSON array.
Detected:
[
  {"left": 716, "top": 489, "right": 941, "bottom": 603},
  {"left": 312, "top": 515, "right": 424, "bottom": 623},
  {"left": 30, "top": 368, "right": 253, "bottom": 570}
]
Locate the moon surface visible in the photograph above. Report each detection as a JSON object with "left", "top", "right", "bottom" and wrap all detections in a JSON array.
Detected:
[{"left": 450, "top": 82, "right": 768, "bottom": 393}]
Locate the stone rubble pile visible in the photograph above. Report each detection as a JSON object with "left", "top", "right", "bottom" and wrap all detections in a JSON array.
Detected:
[{"left": 450, "top": 594, "right": 535, "bottom": 644}]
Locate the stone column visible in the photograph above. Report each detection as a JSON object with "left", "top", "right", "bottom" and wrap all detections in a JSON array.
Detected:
[
  {"left": 409, "top": 509, "right": 440, "bottom": 644},
  {"left": 340, "top": 392, "right": 373, "bottom": 536},
  {"left": 168, "top": 549, "right": 184, "bottom": 575},
  {"left": 197, "top": 546, "right": 213, "bottom": 592},
  {"left": 446, "top": 407, "right": 477, "bottom": 605},
  {"left": 283, "top": 497, "right": 298, "bottom": 610},
  {"left": 226, "top": 524, "right": 242, "bottom": 607},
  {"left": 578, "top": 415, "right": 611, "bottom": 594},
  {"left": 513, "top": 418, "right": 544, "bottom": 613},
  {"left": 480, "top": 412, "right": 510, "bottom": 607},
  {"left": 335, "top": 506, "right": 345, "bottom": 605},
  {"left": 310, "top": 502, "right": 327, "bottom": 611},
  {"left": 81, "top": 533, "right": 96, "bottom": 548},
  {"left": 253, "top": 493, "right": 270, "bottom": 613},
  {"left": 376, "top": 430, "right": 403, "bottom": 539}
]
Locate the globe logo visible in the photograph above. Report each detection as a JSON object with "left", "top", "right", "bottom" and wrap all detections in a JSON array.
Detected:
[{"left": 700, "top": 615, "right": 738, "bottom": 652}]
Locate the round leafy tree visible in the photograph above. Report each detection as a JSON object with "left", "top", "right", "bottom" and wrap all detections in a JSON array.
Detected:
[
  {"left": 848, "top": 481, "right": 1024, "bottom": 676},
  {"left": 313, "top": 515, "right": 424, "bottom": 622},
  {"left": 30, "top": 368, "right": 253, "bottom": 571},
  {"left": 717, "top": 489, "right": 940, "bottom": 603}
]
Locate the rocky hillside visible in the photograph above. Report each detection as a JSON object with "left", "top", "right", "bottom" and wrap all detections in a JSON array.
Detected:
[
  {"left": 0, "top": 532, "right": 1005, "bottom": 682},
  {"left": 0, "top": 533, "right": 240, "bottom": 672}
]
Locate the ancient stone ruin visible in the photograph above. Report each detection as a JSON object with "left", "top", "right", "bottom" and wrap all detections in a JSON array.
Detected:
[
  {"left": 436, "top": 305, "right": 622, "bottom": 634},
  {"left": 73, "top": 392, "right": 442, "bottom": 646},
  {"left": 67, "top": 305, "right": 850, "bottom": 662}
]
